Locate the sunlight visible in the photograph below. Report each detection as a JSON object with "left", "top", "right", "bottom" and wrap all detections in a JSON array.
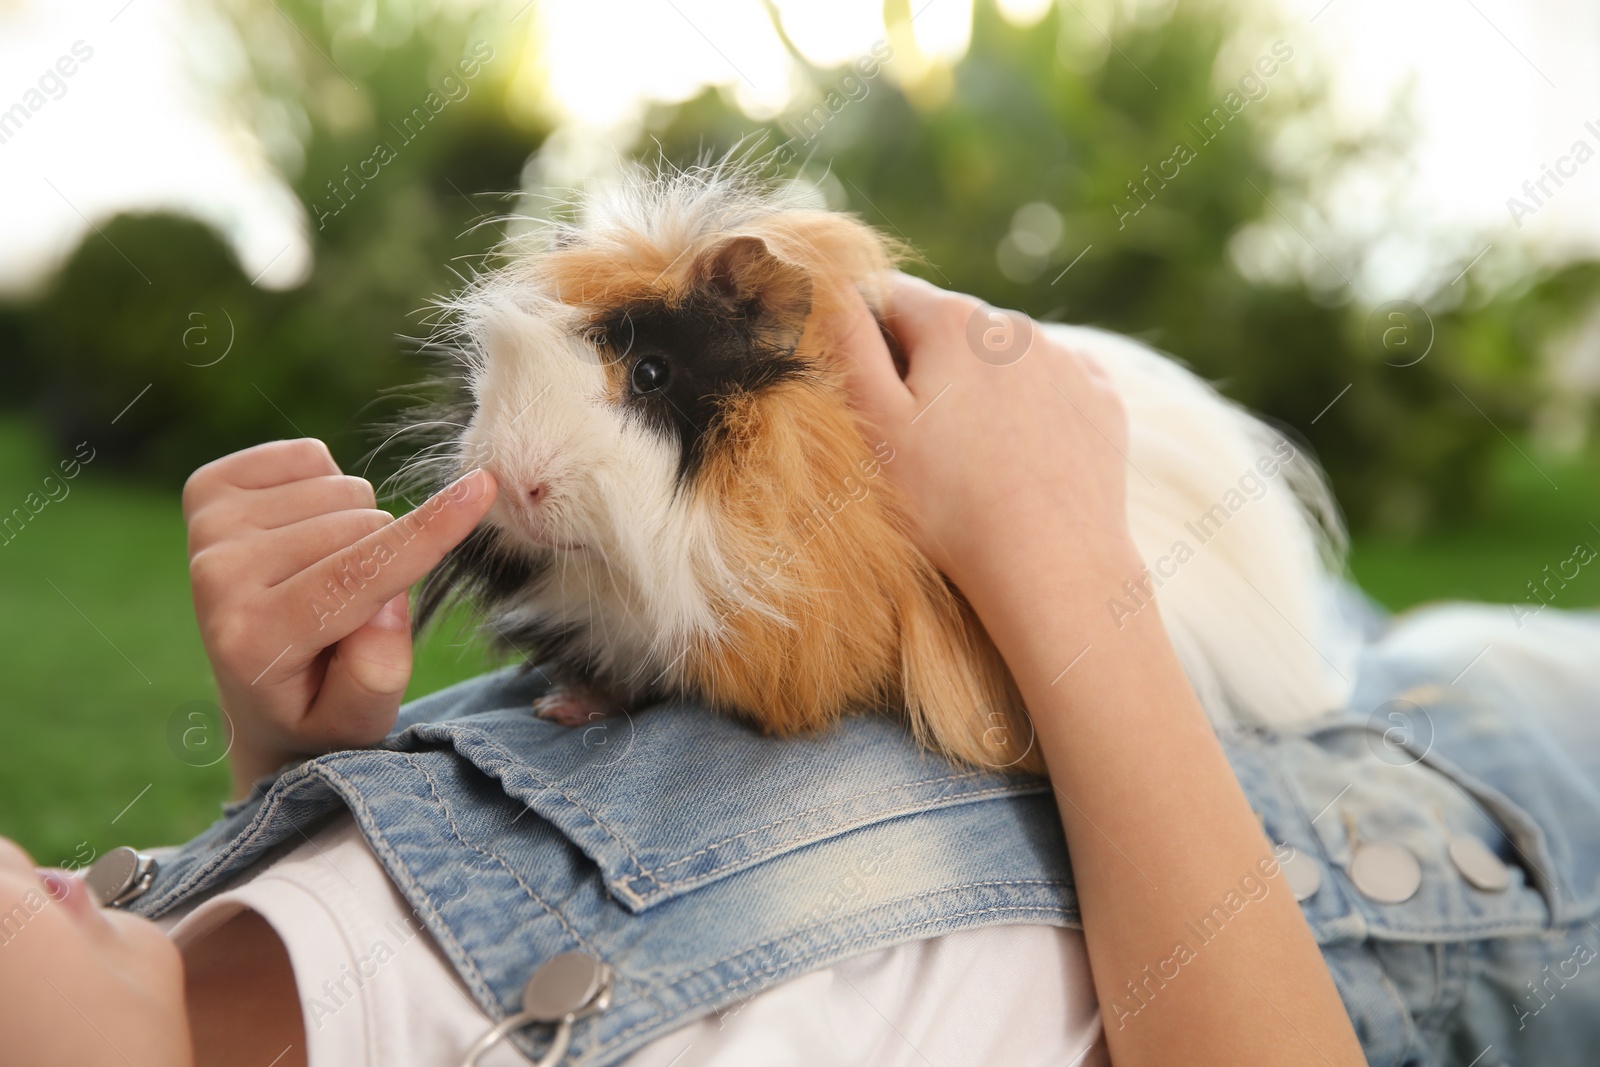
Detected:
[{"left": 1, "top": 0, "right": 1598, "bottom": 301}]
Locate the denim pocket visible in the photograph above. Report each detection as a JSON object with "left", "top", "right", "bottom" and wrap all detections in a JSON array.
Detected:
[
  {"left": 1266, "top": 713, "right": 1561, "bottom": 943},
  {"left": 1230, "top": 635, "right": 1600, "bottom": 948},
  {"left": 408, "top": 703, "right": 1053, "bottom": 913}
]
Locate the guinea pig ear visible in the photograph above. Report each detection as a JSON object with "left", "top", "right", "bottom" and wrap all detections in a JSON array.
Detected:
[{"left": 692, "top": 235, "right": 813, "bottom": 343}]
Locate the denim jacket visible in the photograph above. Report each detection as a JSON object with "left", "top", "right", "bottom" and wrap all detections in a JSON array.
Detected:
[
  {"left": 129, "top": 596, "right": 1600, "bottom": 1067},
  {"left": 129, "top": 667, "right": 1079, "bottom": 1065}
]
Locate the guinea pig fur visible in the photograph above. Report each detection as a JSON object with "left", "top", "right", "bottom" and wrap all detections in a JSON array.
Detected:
[{"left": 412, "top": 165, "right": 1357, "bottom": 775}]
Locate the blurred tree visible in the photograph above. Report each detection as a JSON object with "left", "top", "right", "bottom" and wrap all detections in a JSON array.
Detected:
[
  {"left": 0, "top": 301, "right": 32, "bottom": 401},
  {"left": 647, "top": 1, "right": 1587, "bottom": 534},
  {"left": 3, "top": 0, "right": 1595, "bottom": 536},
  {"left": 2, "top": 0, "right": 540, "bottom": 487}
]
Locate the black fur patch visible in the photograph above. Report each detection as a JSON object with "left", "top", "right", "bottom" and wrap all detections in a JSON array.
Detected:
[
  {"left": 491, "top": 616, "right": 594, "bottom": 678},
  {"left": 413, "top": 524, "right": 544, "bottom": 636},
  {"left": 593, "top": 291, "right": 807, "bottom": 482},
  {"left": 412, "top": 514, "right": 632, "bottom": 685}
]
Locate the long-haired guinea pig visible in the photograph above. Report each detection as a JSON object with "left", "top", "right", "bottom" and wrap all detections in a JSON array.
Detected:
[{"left": 409, "top": 165, "right": 1356, "bottom": 775}]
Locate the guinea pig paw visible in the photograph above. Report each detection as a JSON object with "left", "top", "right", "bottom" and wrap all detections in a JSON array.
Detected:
[{"left": 532, "top": 687, "right": 620, "bottom": 729}]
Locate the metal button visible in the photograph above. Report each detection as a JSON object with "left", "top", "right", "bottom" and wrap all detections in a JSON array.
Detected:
[
  {"left": 1348, "top": 843, "right": 1422, "bottom": 904},
  {"left": 1448, "top": 834, "right": 1511, "bottom": 892},
  {"left": 1279, "top": 849, "right": 1324, "bottom": 902},
  {"left": 458, "top": 952, "right": 613, "bottom": 1067},
  {"left": 520, "top": 952, "right": 612, "bottom": 1021},
  {"left": 84, "top": 847, "right": 158, "bottom": 908}
]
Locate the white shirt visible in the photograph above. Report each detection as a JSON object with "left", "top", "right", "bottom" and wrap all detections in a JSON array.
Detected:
[{"left": 160, "top": 815, "right": 1103, "bottom": 1067}]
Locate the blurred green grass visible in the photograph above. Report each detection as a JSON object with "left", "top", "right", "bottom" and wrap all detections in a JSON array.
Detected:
[
  {"left": 1, "top": 413, "right": 1597, "bottom": 863},
  {"left": 1347, "top": 444, "right": 1600, "bottom": 609},
  {"left": 0, "top": 415, "right": 496, "bottom": 864}
]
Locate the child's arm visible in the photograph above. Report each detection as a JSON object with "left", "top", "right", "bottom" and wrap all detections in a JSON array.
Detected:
[
  {"left": 182, "top": 439, "right": 497, "bottom": 796},
  {"left": 837, "top": 275, "right": 1365, "bottom": 1067}
]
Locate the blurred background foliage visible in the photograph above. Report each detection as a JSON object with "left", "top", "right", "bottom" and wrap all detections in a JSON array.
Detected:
[
  {"left": 2, "top": 0, "right": 1596, "bottom": 526},
  {"left": 3, "top": 0, "right": 1599, "bottom": 859},
  {"left": 1, "top": 0, "right": 532, "bottom": 480}
]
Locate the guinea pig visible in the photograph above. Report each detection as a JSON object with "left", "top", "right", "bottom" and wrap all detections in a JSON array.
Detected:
[{"left": 409, "top": 164, "right": 1356, "bottom": 774}]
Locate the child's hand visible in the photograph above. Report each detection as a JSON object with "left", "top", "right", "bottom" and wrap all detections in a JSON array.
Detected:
[
  {"left": 183, "top": 439, "right": 497, "bottom": 792},
  {"left": 836, "top": 274, "right": 1138, "bottom": 624}
]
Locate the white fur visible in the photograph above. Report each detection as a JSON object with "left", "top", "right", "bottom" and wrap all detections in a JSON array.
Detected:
[
  {"left": 1052, "top": 323, "right": 1357, "bottom": 728},
  {"left": 456, "top": 292, "right": 724, "bottom": 693}
]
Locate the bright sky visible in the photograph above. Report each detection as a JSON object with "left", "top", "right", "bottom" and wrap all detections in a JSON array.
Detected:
[
  {"left": 1, "top": 0, "right": 1598, "bottom": 301},
  {"left": 1251, "top": 0, "right": 1600, "bottom": 301},
  {"left": 0, "top": 0, "right": 307, "bottom": 292}
]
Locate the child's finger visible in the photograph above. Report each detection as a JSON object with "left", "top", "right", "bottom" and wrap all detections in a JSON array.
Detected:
[
  {"left": 188, "top": 475, "right": 380, "bottom": 552},
  {"left": 1074, "top": 346, "right": 1110, "bottom": 381},
  {"left": 881, "top": 273, "right": 983, "bottom": 392},
  {"left": 270, "top": 468, "right": 497, "bottom": 655},
  {"left": 832, "top": 286, "right": 914, "bottom": 429},
  {"left": 251, "top": 509, "right": 397, "bottom": 587},
  {"left": 243, "top": 475, "right": 379, "bottom": 530},
  {"left": 0, "top": 837, "right": 35, "bottom": 873},
  {"left": 184, "top": 438, "right": 339, "bottom": 518},
  {"left": 297, "top": 594, "right": 414, "bottom": 750}
]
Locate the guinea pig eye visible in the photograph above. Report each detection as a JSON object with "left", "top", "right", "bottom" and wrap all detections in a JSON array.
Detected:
[{"left": 630, "top": 355, "right": 670, "bottom": 394}]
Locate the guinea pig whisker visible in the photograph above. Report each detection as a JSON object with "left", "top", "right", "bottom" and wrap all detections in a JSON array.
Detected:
[
  {"left": 386, "top": 448, "right": 460, "bottom": 494},
  {"left": 363, "top": 420, "right": 472, "bottom": 483}
]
